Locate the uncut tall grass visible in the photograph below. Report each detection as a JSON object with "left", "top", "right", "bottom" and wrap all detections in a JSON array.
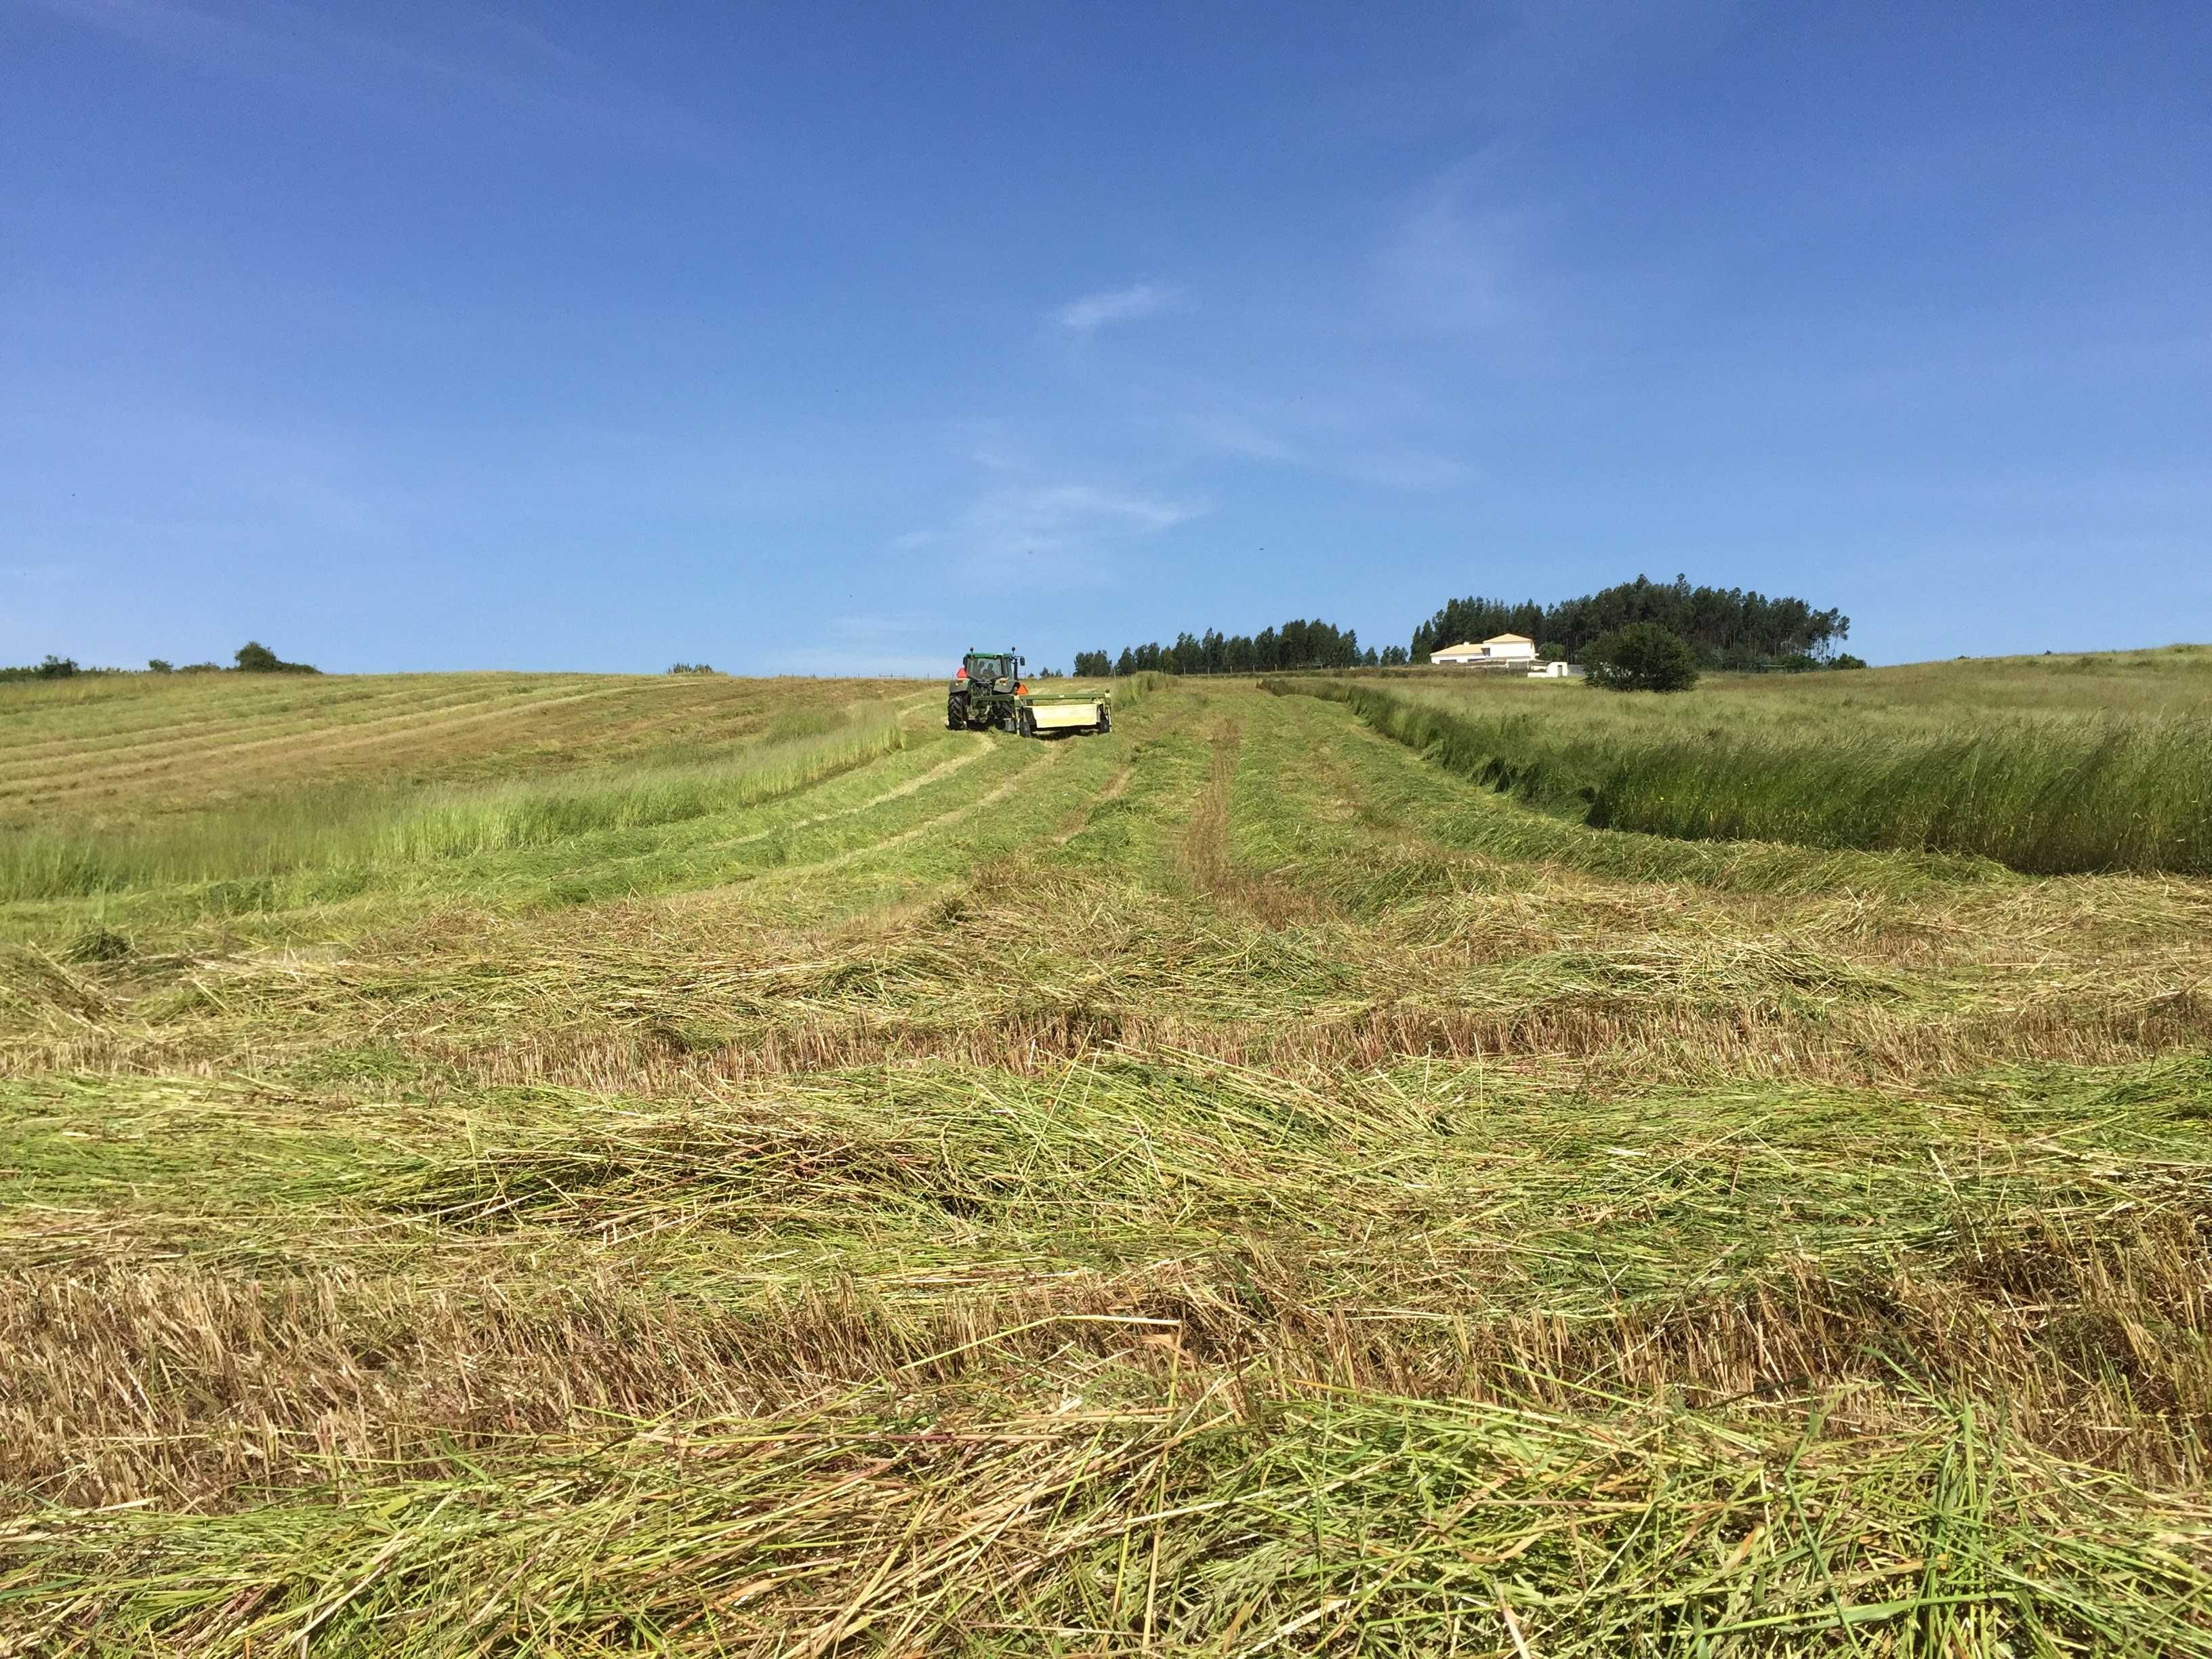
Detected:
[
  {"left": 1273, "top": 669, "right": 2212, "bottom": 874},
  {"left": 1589, "top": 716, "right": 2211, "bottom": 872},
  {"left": 0, "top": 710, "right": 905, "bottom": 900}
]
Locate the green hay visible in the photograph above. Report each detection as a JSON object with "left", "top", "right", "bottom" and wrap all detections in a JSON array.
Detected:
[
  {"left": 1, "top": 667, "right": 2208, "bottom": 1654},
  {"left": 1269, "top": 659, "right": 2212, "bottom": 875}
]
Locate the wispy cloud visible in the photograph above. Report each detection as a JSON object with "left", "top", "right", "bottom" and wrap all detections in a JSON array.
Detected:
[
  {"left": 1055, "top": 282, "right": 1179, "bottom": 334},
  {"left": 896, "top": 479, "right": 1206, "bottom": 587},
  {"left": 1374, "top": 183, "right": 1526, "bottom": 337},
  {"left": 1150, "top": 375, "right": 1477, "bottom": 493}
]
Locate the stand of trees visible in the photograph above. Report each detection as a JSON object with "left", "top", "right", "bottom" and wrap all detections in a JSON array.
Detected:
[
  {"left": 1074, "top": 620, "right": 1410, "bottom": 678},
  {"left": 1411, "top": 575, "right": 1848, "bottom": 669},
  {"left": 232, "top": 641, "right": 319, "bottom": 674},
  {"left": 2, "top": 642, "right": 319, "bottom": 682}
]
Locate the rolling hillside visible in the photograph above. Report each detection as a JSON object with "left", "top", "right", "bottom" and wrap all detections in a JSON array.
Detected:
[{"left": 3, "top": 664, "right": 2209, "bottom": 1654}]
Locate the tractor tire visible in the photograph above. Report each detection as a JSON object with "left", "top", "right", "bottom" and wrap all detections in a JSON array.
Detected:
[
  {"left": 1097, "top": 706, "right": 1112, "bottom": 734},
  {"left": 946, "top": 691, "right": 968, "bottom": 731}
]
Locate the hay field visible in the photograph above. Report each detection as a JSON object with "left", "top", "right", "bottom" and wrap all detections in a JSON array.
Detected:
[
  {"left": 3, "top": 663, "right": 2209, "bottom": 1654},
  {"left": 1292, "top": 647, "right": 2212, "bottom": 875}
]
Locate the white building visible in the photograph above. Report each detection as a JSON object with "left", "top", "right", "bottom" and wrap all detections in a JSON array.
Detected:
[
  {"left": 1431, "top": 633, "right": 1539, "bottom": 665},
  {"left": 1527, "top": 659, "right": 1582, "bottom": 678}
]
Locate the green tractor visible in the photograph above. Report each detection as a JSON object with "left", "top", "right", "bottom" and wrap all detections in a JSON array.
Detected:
[{"left": 946, "top": 648, "right": 1111, "bottom": 737}]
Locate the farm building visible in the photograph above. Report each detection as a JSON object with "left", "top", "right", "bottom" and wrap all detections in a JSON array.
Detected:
[
  {"left": 1528, "top": 660, "right": 1583, "bottom": 678},
  {"left": 1431, "top": 633, "right": 1539, "bottom": 665}
]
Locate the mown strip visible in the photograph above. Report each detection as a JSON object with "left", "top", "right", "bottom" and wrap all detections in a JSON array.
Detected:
[{"left": 0, "top": 714, "right": 907, "bottom": 908}]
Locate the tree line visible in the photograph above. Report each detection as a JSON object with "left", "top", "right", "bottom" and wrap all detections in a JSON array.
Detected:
[
  {"left": 1071, "top": 619, "right": 1412, "bottom": 678},
  {"left": 0, "top": 642, "right": 319, "bottom": 682},
  {"left": 1067, "top": 577, "right": 1850, "bottom": 680},
  {"left": 1411, "top": 575, "right": 1849, "bottom": 669}
]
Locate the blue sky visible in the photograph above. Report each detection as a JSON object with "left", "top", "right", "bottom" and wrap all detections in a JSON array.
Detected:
[{"left": 5, "top": 1, "right": 2207, "bottom": 674}]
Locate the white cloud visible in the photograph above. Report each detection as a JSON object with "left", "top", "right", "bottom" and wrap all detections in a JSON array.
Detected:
[
  {"left": 1176, "top": 409, "right": 1305, "bottom": 466},
  {"left": 895, "top": 480, "right": 1206, "bottom": 588},
  {"left": 1149, "top": 377, "right": 1476, "bottom": 492},
  {"left": 1055, "top": 282, "right": 1179, "bottom": 334},
  {"left": 1375, "top": 186, "right": 1524, "bottom": 337}
]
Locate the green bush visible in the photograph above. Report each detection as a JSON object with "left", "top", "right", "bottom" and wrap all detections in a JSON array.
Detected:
[
  {"left": 0, "top": 656, "right": 85, "bottom": 682},
  {"left": 1582, "top": 624, "right": 1700, "bottom": 693},
  {"left": 235, "top": 641, "right": 319, "bottom": 674}
]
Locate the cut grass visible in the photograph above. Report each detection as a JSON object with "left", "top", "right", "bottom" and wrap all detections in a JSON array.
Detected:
[
  {"left": 0, "top": 672, "right": 905, "bottom": 829},
  {"left": 9, "top": 1382, "right": 2209, "bottom": 1656},
  {"left": 0, "top": 706, "right": 909, "bottom": 905},
  {"left": 1, "top": 665, "right": 2207, "bottom": 1654}
]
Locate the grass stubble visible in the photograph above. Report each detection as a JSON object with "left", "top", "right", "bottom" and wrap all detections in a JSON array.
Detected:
[{"left": 0, "top": 661, "right": 2207, "bottom": 1654}]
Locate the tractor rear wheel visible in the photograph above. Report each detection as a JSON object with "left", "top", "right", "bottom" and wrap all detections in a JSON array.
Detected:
[{"left": 946, "top": 691, "right": 968, "bottom": 730}]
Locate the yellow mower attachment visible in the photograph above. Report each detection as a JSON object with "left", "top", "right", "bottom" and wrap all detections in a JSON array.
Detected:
[{"left": 1020, "top": 692, "right": 1111, "bottom": 736}]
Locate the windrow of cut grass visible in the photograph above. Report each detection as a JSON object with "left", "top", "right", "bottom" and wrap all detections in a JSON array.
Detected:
[
  {"left": 1267, "top": 665, "right": 2212, "bottom": 874},
  {"left": 3, "top": 670, "right": 2209, "bottom": 1654},
  {"left": 0, "top": 671, "right": 913, "bottom": 831},
  {"left": 0, "top": 706, "right": 908, "bottom": 903},
  {"left": 5, "top": 1055, "right": 2211, "bottom": 1650},
  {"left": 10, "top": 1377, "right": 2211, "bottom": 1656}
]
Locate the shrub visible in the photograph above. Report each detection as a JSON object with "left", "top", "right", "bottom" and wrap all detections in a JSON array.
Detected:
[
  {"left": 0, "top": 657, "right": 79, "bottom": 682},
  {"left": 1582, "top": 624, "right": 1700, "bottom": 693},
  {"left": 1829, "top": 653, "right": 1869, "bottom": 670},
  {"left": 235, "top": 642, "right": 319, "bottom": 674},
  {"left": 667, "top": 663, "right": 719, "bottom": 676},
  {"left": 148, "top": 659, "right": 173, "bottom": 674}
]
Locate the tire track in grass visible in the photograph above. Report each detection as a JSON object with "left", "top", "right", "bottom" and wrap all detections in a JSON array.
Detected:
[
  {"left": 1176, "top": 714, "right": 1328, "bottom": 925},
  {"left": 667, "top": 736, "right": 1070, "bottom": 903},
  {"left": 587, "top": 732, "right": 997, "bottom": 882},
  {"left": 771, "top": 736, "right": 1074, "bottom": 877},
  {"left": 1050, "top": 758, "right": 1136, "bottom": 846}
]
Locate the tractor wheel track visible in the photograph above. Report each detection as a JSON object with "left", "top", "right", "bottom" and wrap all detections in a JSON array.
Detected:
[
  {"left": 768, "top": 736, "right": 1075, "bottom": 878},
  {"left": 668, "top": 735, "right": 1071, "bottom": 903},
  {"left": 592, "top": 733, "right": 997, "bottom": 881}
]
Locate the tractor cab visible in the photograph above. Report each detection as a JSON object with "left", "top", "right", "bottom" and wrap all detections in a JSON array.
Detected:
[{"left": 962, "top": 651, "right": 1019, "bottom": 689}]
